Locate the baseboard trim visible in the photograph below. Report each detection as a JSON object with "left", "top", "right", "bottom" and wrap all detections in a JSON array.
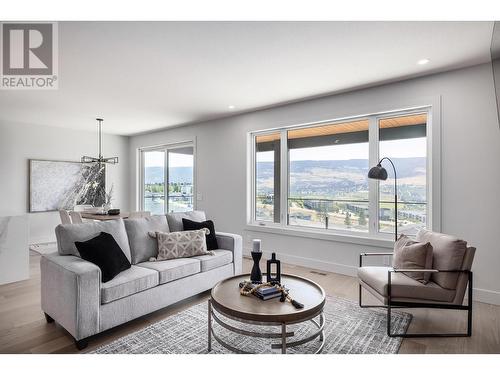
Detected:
[
  {"left": 243, "top": 248, "right": 500, "bottom": 306},
  {"left": 243, "top": 248, "right": 358, "bottom": 278},
  {"left": 473, "top": 288, "right": 500, "bottom": 306}
]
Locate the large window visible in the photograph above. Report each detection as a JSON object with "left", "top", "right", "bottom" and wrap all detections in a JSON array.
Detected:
[
  {"left": 141, "top": 143, "right": 194, "bottom": 215},
  {"left": 251, "top": 110, "right": 430, "bottom": 238},
  {"left": 378, "top": 114, "right": 427, "bottom": 236}
]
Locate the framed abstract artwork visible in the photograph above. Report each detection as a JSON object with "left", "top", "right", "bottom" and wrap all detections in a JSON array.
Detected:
[{"left": 29, "top": 159, "right": 106, "bottom": 213}]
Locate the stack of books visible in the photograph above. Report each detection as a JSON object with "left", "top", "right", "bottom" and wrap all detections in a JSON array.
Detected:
[{"left": 239, "top": 282, "right": 285, "bottom": 301}]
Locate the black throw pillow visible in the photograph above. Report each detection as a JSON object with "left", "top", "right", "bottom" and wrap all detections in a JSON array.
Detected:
[
  {"left": 75, "top": 232, "right": 131, "bottom": 283},
  {"left": 182, "top": 218, "right": 219, "bottom": 250}
]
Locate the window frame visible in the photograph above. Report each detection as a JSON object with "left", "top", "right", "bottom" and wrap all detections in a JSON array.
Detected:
[
  {"left": 249, "top": 106, "right": 435, "bottom": 241},
  {"left": 138, "top": 140, "right": 196, "bottom": 214}
]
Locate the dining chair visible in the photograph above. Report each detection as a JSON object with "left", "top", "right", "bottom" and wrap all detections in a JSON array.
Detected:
[
  {"left": 59, "top": 210, "right": 72, "bottom": 224},
  {"left": 129, "top": 211, "right": 152, "bottom": 219},
  {"left": 69, "top": 211, "right": 84, "bottom": 224}
]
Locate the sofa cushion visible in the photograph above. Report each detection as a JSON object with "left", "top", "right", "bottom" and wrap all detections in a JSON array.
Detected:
[
  {"left": 124, "top": 215, "right": 169, "bottom": 264},
  {"left": 136, "top": 258, "right": 201, "bottom": 284},
  {"left": 149, "top": 228, "right": 212, "bottom": 261},
  {"left": 101, "top": 265, "right": 159, "bottom": 304},
  {"left": 75, "top": 232, "right": 131, "bottom": 283},
  {"left": 166, "top": 210, "right": 206, "bottom": 232},
  {"left": 55, "top": 218, "right": 132, "bottom": 263},
  {"left": 416, "top": 229, "right": 467, "bottom": 289},
  {"left": 182, "top": 218, "right": 219, "bottom": 250},
  {"left": 392, "top": 234, "right": 433, "bottom": 284},
  {"left": 358, "top": 266, "right": 456, "bottom": 302},
  {"left": 193, "top": 249, "right": 233, "bottom": 272}
]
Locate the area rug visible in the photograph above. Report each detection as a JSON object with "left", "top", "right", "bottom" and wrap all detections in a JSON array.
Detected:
[
  {"left": 91, "top": 296, "right": 411, "bottom": 354},
  {"left": 29, "top": 242, "right": 57, "bottom": 255}
]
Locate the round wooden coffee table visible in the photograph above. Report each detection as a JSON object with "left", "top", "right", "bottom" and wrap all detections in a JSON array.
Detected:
[{"left": 208, "top": 274, "right": 326, "bottom": 354}]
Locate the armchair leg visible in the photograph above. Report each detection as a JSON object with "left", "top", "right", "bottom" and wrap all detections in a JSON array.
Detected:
[
  {"left": 44, "top": 313, "right": 54, "bottom": 323},
  {"left": 359, "top": 284, "right": 387, "bottom": 308}
]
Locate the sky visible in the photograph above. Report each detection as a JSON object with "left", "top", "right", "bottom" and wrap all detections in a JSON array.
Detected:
[
  {"left": 144, "top": 150, "right": 193, "bottom": 167},
  {"left": 257, "top": 137, "right": 426, "bottom": 162}
]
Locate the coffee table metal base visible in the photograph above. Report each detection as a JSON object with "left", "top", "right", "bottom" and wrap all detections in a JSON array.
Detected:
[{"left": 208, "top": 298, "right": 325, "bottom": 354}]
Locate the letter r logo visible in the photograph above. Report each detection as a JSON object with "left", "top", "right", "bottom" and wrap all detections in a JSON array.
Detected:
[{"left": 2, "top": 23, "right": 53, "bottom": 75}]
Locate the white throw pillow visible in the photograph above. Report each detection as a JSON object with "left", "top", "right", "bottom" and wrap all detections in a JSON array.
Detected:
[{"left": 148, "top": 228, "right": 214, "bottom": 261}]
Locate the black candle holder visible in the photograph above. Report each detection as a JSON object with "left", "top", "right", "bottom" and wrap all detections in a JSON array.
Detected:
[
  {"left": 266, "top": 252, "right": 281, "bottom": 284},
  {"left": 250, "top": 251, "right": 262, "bottom": 284}
]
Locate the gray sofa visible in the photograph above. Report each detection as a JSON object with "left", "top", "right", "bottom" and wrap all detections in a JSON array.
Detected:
[{"left": 40, "top": 211, "right": 242, "bottom": 349}]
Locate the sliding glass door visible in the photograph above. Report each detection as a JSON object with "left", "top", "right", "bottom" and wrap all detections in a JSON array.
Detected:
[{"left": 141, "top": 143, "right": 194, "bottom": 214}]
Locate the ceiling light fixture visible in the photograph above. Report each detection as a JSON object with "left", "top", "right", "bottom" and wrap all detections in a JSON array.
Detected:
[
  {"left": 228, "top": 105, "right": 236, "bottom": 110},
  {"left": 417, "top": 58, "right": 430, "bottom": 65},
  {"left": 81, "top": 118, "right": 119, "bottom": 164}
]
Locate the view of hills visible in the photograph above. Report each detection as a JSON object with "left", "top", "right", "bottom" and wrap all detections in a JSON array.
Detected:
[
  {"left": 145, "top": 166, "right": 193, "bottom": 184},
  {"left": 257, "top": 157, "right": 426, "bottom": 200}
]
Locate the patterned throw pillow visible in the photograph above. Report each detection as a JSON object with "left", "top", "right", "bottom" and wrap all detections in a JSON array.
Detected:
[{"left": 148, "top": 228, "right": 214, "bottom": 261}]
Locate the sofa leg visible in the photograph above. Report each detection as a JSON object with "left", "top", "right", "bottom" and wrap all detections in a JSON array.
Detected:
[
  {"left": 44, "top": 313, "right": 55, "bottom": 323},
  {"left": 75, "top": 338, "right": 89, "bottom": 350}
]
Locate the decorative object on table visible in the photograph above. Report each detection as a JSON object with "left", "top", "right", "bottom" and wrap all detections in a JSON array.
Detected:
[
  {"left": 252, "top": 238, "right": 261, "bottom": 252},
  {"left": 182, "top": 218, "right": 219, "bottom": 250},
  {"left": 103, "top": 184, "right": 114, "bottom": 211},
  {"left": 368, "top": 156, "right": 398, "bottom": 241},
  {"left": 250, "top": 239, "right": 262, "bottom": 283},
  {"left": 266, "top": 252, "right": 281, "bottom": 284},
  {"left": 239, "top": 280, "right": 304, "bottom": 309},
  {"left": 239, "top": 281, "right": 284, "bottom": 300},
  {"left": 29, "top": 159, "right": 105, "bottom": 212},
  {"left": 107, "top": 208, "right": 120, "bottom": 216},
  {"left": 81, "top": 118, "right": 119, "bottom": 165}
]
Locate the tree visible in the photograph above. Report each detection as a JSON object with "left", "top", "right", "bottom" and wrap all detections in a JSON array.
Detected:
[
  {"left": 358, "top": 210, "right": 367, "bottom": 226},
  {"left": 344, "top": 212, "right": 351, "bottom": 227}
]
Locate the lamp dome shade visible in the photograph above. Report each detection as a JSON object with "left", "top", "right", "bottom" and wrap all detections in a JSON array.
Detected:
[{"left": 368, "top": 165, "right": 388, "bottom": 180}]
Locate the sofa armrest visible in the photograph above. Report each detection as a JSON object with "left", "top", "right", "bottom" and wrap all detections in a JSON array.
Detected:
[
  {"left": 216, "top": 232, "right": 243, "bottom": 275},
  {"left": 40, "top": 253, "right": 101, "bottom": 340}
]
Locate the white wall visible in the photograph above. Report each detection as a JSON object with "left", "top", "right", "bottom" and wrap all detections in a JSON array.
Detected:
[
  {"left": 0, "top": 121, "right": 130, "bottom": 244},
  {"left": 129, "top": 63, "right": 500, "bottom": 305}
]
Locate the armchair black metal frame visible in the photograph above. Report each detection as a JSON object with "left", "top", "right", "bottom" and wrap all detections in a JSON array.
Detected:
[{"left": 359, "top": 252, "right": 473, "bottom": 338}]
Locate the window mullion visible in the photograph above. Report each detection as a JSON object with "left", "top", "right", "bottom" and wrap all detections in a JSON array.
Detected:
[
  {"left": 164, "top": 149, "right": 168, "bottom": 214},
  {"left": 280, "top": 129, "right": 288, "bottom": 227},
  {"left": 368, "top": 116, "right": 379, "bottom": 235}
]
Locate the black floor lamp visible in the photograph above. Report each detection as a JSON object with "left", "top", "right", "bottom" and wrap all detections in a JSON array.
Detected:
[{"left": 368, "top": 157, "right": 398, "bottom": 242}]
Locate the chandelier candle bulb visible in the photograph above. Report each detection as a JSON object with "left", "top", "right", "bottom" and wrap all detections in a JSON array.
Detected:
[{"left": 252, "top": 239, "right": 261, "bottom": 252}]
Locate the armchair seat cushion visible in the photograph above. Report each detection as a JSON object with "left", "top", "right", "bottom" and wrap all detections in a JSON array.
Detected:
[
  {"left": 101, "top": 265, "right": 159, "bottom": 304},
  {"left": 193, "top": 249, "right": 233, "bottom": 272},
  {"left": 136, "top": 258, "right": 201, "bottom": 284},
  {"left": 358, "top": 266, "right": 456, "bottom": 303}
]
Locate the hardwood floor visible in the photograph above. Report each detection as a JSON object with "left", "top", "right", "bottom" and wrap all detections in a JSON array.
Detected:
[{"left": 0, "top": 252, "right": 499, "bottom": 354}]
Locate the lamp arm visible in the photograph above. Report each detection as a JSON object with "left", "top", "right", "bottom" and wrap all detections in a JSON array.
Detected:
[{"left": 378, "top": 157, "right": 398, "bottom": 241}]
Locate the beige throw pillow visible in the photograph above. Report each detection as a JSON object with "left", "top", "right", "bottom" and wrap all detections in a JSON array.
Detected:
[
  {"left": 148, "top": 228, "right": 214, "bottom": 261},
  {"left": 392, "top": 234, "right": 433, "bottom": 284}
]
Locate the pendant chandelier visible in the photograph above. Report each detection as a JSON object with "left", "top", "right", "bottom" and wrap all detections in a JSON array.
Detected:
[{"left": 81, "top": 118, "right": 119, "bottom": 164}]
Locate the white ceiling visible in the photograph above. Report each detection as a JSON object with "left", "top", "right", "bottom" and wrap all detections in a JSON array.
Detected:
[{"left": 0, "top": 21, "right": 494, "bottom": 135}]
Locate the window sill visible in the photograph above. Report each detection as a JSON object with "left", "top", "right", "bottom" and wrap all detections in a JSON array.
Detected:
[{"left": 244, "top": 223, "right": 394, "bottom": 249}]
